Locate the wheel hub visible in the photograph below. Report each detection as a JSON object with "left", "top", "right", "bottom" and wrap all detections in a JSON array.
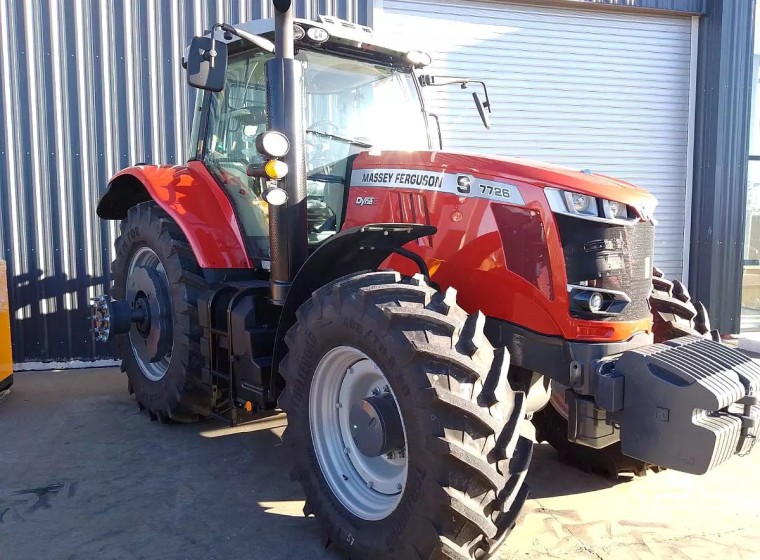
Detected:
[
  {"left": 126, "top": 247, "right": 173, "bottom": 381},
  {"left": 349, "top": 393, "right": 405, "bottom": 458}
]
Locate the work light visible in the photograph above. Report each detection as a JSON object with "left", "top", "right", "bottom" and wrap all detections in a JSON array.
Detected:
[
  {"left": 406, "top": 51, "right": 432, "bottom": 68},
  {"left": 256, "top": 131, "right": 290, "bottom": 159},
  {"left": 307, "top": 27, "right": 330, "bottom": 43},
  {"left": 263, "top": 185, "right": 288, "bottom": 206}
]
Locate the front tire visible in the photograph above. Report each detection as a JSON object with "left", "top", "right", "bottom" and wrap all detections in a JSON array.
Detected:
[
  {"left": 279, "top": 271, "right": 531, "bottom": 560},
  {"left": 111, "top": 202, "right": 210, "bottom": 422}
]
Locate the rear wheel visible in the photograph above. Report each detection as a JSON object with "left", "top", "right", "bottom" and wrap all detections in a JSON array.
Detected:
[
  {"left": 532, "top": 267, "right": 716, "bottom": 477},
  {"left": 279, "top": 271, "right": 532, "bottom": 560},
  {"left": 111, "top": 202, "right": 211, "bottom": 422}
]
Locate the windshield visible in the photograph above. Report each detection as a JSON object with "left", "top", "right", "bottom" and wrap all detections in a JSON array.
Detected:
[{"left": 299, "top": 49, "right": 430, "bottom": 158}]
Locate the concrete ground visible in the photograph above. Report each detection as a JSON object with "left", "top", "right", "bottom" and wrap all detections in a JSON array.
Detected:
[{"left": 1, "top": 369, "right": 759, "bottom": 560}]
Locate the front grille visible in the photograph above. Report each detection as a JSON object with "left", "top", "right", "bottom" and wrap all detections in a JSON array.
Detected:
[{"left": 555, "top": 215, "right": 654, "bottom": 322}]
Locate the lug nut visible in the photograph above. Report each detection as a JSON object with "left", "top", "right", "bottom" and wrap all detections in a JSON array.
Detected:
[{"left": 366, "top": 481, "right": 374, "bottom": 489}]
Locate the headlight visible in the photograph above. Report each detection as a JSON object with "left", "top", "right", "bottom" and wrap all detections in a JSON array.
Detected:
[
  {"left": 569, "top": 285, "right": 630, "bottom": 317},
  {"left": 571, "top": 193, "right": 592, "bottom": 213},
  {"left": 588, "top": 292, "right": 604, "bottom": 313},
  {"left": 561, "top": 190, "right": 598, "bottom": 216},
  {"left": 545, "top": 188, "right": 636, "bottom": 223}
]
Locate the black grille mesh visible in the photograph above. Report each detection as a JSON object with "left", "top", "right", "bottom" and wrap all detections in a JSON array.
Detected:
[{"left": 556, "top": 215, "right": 654, "bottom": 322}]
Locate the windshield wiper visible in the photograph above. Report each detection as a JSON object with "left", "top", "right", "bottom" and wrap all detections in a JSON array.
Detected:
[{"left": 306, "top": 129, "right": 373, "bottom": 149}]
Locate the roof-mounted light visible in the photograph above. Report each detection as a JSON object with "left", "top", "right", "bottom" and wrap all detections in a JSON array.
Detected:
[
  {"left": 406, "top": 50, "right": 432, "bottom": 68},
  {"left": 307, "top": 27, "right": 330, "bottom": 43}
]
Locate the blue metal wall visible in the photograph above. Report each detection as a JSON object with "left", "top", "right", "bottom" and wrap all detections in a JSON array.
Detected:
[{"left": 0, "top": 0, "right": 367, "bottom": 363}]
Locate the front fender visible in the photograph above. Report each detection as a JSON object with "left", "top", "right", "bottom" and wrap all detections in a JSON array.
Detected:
[
  {"left": 97, "top": 162, "right": 251, "bottom": 269},
  {"left": 271, "top": 223, "right": 437, "bottom": 393}
]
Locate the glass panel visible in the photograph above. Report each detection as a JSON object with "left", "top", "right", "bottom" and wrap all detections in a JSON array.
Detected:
[
  {"left": 204, "top": 51, "right": 274, "bottom": 261},
  {"left": 297, "top": 50, "right": 429, "bottom": 245},
  {"left": 188, "top": 91, "right": 205, "bottom": 160}
]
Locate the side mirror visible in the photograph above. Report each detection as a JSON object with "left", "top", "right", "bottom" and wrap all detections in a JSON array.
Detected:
[
  {"left": 186, "top": 36, "right": 228, "bottom": 92},
  {"left": 473, "top": 92, "right": 491, "bottom": 130}
]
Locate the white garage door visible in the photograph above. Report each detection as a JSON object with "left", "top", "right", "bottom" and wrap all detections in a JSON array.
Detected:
[{"left": 374, "top": 0, "right": 695, "bottom": 279}]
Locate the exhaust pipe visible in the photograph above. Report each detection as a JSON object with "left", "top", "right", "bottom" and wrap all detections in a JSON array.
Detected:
[{"left": 266, "top": 0, "right": 308, "bottom": 305}]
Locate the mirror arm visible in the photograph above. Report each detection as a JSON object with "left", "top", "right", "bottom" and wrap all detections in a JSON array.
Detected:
[{"left": 219, "top": 23, "right": 276, "bottom": 53}]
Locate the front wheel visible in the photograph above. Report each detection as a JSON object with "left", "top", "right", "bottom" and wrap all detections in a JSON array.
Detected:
[{"left": 279, "top": 271, "right": 532, "bottom": 560}]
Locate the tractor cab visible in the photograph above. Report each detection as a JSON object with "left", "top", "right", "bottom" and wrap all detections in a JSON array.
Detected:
[{"left": 189, "top": 17, "right": 434, "bottom": 264}]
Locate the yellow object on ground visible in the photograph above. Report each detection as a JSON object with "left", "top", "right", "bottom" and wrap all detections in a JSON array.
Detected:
[{"left": 0, "top": 260, "right": 12, "bottom": 393}]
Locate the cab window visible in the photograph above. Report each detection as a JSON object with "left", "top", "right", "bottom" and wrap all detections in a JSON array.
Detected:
[{"left": 204, "top": 51, "right": 273, "bottom": 262}]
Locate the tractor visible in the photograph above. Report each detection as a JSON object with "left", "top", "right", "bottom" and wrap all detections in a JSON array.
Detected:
[{"left": 92, "top": 2, "right": 760, "bottom": 559}]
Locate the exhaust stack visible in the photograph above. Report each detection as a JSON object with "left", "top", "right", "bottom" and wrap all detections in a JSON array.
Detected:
[{"left": 266, "top": 0, "right": 308, "bottom": 305}]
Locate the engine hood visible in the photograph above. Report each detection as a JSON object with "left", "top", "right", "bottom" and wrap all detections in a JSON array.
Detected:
[{"left": 352, "top": 150, "right": 658, "bottom": 214}]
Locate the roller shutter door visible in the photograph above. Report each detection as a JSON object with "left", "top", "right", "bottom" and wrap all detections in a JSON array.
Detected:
[{"left": 375, "top": 0, "right": 694, "bottom": 279}]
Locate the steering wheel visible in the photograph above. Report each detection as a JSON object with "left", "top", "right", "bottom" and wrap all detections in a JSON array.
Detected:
[
  {"left": 306, "top": 121, "right": 342, "bottom": 147},
  {"left": 306, "top": 195, "right": 337, "bottom": 233}
]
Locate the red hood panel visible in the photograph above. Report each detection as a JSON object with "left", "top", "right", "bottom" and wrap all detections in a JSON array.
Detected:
[{"left": 353, "top": 150, "right": 657, "bottom": 209}]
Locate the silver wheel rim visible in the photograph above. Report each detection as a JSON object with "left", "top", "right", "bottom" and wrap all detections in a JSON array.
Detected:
[
  {"left": 309, "top": 346, "right": 408, "bottom": 521},
  {"left": 127, "top": 247, "right": 172, "bottom": 382}
]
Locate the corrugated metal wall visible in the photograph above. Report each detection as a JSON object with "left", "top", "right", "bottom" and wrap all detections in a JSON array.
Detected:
[{"left": 0, "top": 0, "right": 367, "bottom": 363}]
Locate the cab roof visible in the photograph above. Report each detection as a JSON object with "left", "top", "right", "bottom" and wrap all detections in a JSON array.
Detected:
[{"left": 222, "top": 15, "right": 425, "bottom": 68}]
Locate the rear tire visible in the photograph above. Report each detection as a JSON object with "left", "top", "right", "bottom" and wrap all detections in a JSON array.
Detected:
[
  {"left": 111, "top": 202, "right": 211, "bottom": 423},
  {"left": 279, "top": 271, "right": 531, "bottom": 560},
  {"left": 532, "top": 267, "right": 715, "bottom": 477}
]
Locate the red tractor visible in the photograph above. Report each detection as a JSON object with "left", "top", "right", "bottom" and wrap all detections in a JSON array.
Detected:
[{"left": 93, "top": 3, "right": 760, "bottom": 559}]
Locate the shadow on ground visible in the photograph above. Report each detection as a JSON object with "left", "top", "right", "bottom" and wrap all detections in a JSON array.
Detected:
[
  {"left": 4, "top": 368, "right": 758, "bottom": 560},
  {"left": 525, "top": 443, "right": 632, "bottom": 500}
]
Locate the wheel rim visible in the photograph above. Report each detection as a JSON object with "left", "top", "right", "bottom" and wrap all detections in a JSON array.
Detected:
[
  {"left": 126, "top": 247, "right": 173, "bottom": 382},
  {"left": 309, "top": 346, "right": 408, "bottom": 521}
]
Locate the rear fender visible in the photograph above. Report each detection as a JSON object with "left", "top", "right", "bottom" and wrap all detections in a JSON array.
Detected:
[
  {"left": 97, "top": 162, "right": 251, "bottom": 269},
  {"left": 271, "top": 223, "right": 437, "bottom": 394}
]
